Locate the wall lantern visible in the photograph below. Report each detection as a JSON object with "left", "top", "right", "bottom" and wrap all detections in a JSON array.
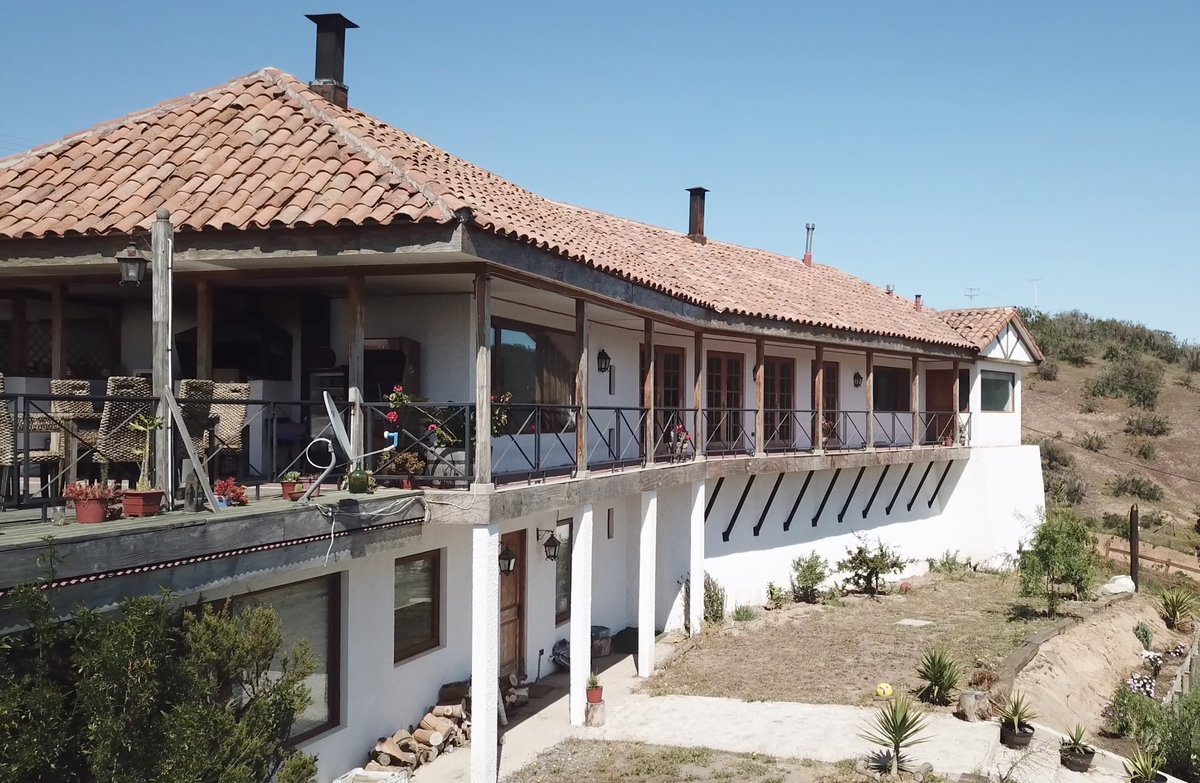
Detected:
[
  {"left": 596, "top": 349, "right": 612, "bottom": 374},
  {"left": 498, "top": 546, "right": 518, "bottom": 576},
  {"left": 853, "top": 372, "right": 864, "bottom": 388},
  {"left": 536, "top": 528, "right": 562, "bottom": 561},
  {"left": 115, "top": 242, "right": 148, "bottom": 287}
]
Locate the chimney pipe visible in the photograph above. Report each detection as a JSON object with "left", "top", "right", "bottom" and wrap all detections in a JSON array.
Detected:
[
  {"left": 305, "top": 13, "right": 358, "bottom": 108},
  {"left": 686, "top": 187, "right": 709, "bottom": 244},
  {"left": 914, "top": 294, "right": 923, "bottom": 312},
  {"left": 803, "top": 223, "right": 815, "bottom": 267}
]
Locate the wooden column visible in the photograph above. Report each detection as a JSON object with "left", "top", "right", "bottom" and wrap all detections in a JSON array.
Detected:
[
  {"left": 864, "top": 350, "right": 874, "bottom": 450},
  {"left": 813, "top": 345, "right": 825, "bottom": 452},
  {"left": 693, "top": 330, "right": 705, "bottom": 456},
  {"left": 195, "top": 280, "right": 213, "bottom": 379},
  {"left": 575, "top": 299, "right": 589, "bottom": 475},
  {"left": 49, "top": 284, "right": 66, "bottom": 378},
  {"left": 910, "top": 355, "right": 920, "bottom": 449},
  {"left": 754, "top": 337, "right": 765, "bottom": 455},
  {"left": 347, "top": 275, "right": 365, "bottom": 394},
  {"left": 951, "top": 359, "right": 961, "bottom": 446},
  {"left": 10, "top": 293, "right": 28, "bottom": 374},
  {"left": 474, "top": 274, "right": 492, "bottom": 485},
  {"left": 642, "top": 318, "right": 655, "bottom": 465},
  {"left": 151, "top": 209, "right": 173, "bottom": 501}
]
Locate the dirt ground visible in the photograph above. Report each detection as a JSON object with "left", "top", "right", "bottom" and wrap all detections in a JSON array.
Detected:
[
  {"left": 646, "top": 572, "right": 1063, "bottom": 706},
  {"left": 504, "top": 739, "right": 869, "bottom": 783}
]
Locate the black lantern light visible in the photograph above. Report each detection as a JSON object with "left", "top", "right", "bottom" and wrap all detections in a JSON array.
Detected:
[
  {"left": 115, "top": 242, "right": 148, "bottom": 287},
  {"left": 498, "top": 546, "right": 517, "bottom": 576},
  {"left": 853, "top": 371, "right": 864, "bottom": 388},
  {"left": 596, "top": 349, "right": 611, "bottom": 374},
  {"left": 536, "top": 528, "right": 562, "bottom": 561}
]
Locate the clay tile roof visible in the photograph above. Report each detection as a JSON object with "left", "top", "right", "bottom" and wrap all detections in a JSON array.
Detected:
[
  {"left": 938, "top": 307, "right": 1044, "bottom": 361},
  {"left": 0, "top": 68, "right": 974, "bottom": 350}
]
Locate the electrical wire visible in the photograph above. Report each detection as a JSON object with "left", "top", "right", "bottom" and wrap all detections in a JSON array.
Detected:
[{"left": 1022, "top": 423, "right": 1200, "bottom": 487}]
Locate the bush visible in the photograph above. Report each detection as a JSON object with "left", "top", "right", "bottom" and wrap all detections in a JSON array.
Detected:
[
  {"left": 1109, "top": 472, "right": 1165, "bottom": 502},
  {"left": 1018, "top": 510, "right": 1096, "bottom": 615},
  {"left": 1040, "top": 438, "right": 1074, "bottom": 472},
  {"left": 703, "top": 572, "right": 726, "bottom": 626},
  {"left": 790, "top": 551, "right": 828, "bottom": 604},
  {"left": 1126, "top": 440, "right": 1158, "bottom": 462},
  {"left": 1035, "top": 361, "right": 1059, "bottom": 381},
  {"left": 915, "top": 647, "right": 960, "bottom": 706},
  {"left": 1078, "top": 432, "right": 1106, "bottom": 452},
  {"left": 765, "top": 581, "right": 787, "bottom": 610},
  {"left": 1183, "top": 346, "right": 1200, "bottom": 373},
  {"left": 1160, "top": 588, "right": 1198, "bottom": 630},
  {"left": 1106, "top": 684, "right": 1161, "bottom": 740},
  {"left": 1134, "top": 621, "right": 1154, "bottom": 651},
  {"left": 836, "top": 535, "right": 908, "bottom": 597},
  {"left": 731, "top": 605, "right": 757, "bottom": 622},
  {"left": 1045, "top": 468, "right": 1088, "bottom": 507},
  {"left": 1126, "top": 413, "right": 1172, "bottom": 437},
  {"left": 927, "top": 550, "right": 971, "bottom": 580},
  {"left": 1060, "top": 339, "right": 1091, "bottom": 367},
  {"left": 1079, "top": 397, "right": 1099, "bottom": 414}
]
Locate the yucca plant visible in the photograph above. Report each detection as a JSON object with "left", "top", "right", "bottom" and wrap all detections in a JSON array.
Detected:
[
  {"left": 1124, "top": 745, "right": 1165, "bottom": 783},
  {"left": 996, "top": 691, "right": 1039, "bottom": 731},
  {"left": 859, "top": 694, "right": 929, "bottom": 775},
  {"left": 915, "top": 647, "right": 960, "bottom": 706},
  {"left": 1159, "top": 587, "right": 1198, "bottom": 630},
  {"left": 1060, "top": 723, "right": 1092, "bottom": 754}
]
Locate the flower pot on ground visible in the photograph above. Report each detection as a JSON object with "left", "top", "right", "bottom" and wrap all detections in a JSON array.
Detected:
[
  {"left": 996, "top": 691, "right": 1038, "bottom": 749},
  {"left": 281, "top": 472, "right": 320, "bottom": 501},
  {"left": 64, "top": 481, "right": 118, "bottom": 524},
  {"left": 124, "top": 414, "right": 165, "bottom": 518},
  {"left": 1059, "top": 723, "right": 1095, "bottom": 772},
  {"left": 585, "top": 672, "right": 603, "bottom": 704}
]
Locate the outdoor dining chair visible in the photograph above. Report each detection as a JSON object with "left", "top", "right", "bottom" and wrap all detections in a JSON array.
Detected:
[
  {"left": 0, "top": 374, "right": 61, "bottom": 505},
  {"left": 94, "top": 375, "right": 155, "bottom": 485}
]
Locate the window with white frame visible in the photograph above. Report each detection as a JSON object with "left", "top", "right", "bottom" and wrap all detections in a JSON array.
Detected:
[{"left": 981, "top": 370, "right": 1014, "bottom": 412}]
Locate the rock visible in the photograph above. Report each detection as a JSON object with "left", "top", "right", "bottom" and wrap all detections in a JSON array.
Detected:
[
  {"left": 899, "top": 582, "right": 913, "bottom": 594},
  {"left": 1099, "top": 575, "right": 1136, "bottom": 595},
  {"left": 854, "top": 758, "right": 870, "bottom": 775},
  {"left": 913, "top": 762, "right": 934, "bottom": 782}
]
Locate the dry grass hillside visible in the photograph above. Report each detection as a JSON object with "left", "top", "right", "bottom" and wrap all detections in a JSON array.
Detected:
[{"left": 1020, "top": 309, "right": 1200, "bottom": 554}]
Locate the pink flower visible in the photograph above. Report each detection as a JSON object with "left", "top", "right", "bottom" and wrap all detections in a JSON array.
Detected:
[
  {"left": 385, "top": 411, "right": 399, "bottom": 424},
  {"left": 427, "top": 423, "right": 438, "bottom": 432},
  {"left": 393, "top": 385, "right": 404, "bottom": 393}
]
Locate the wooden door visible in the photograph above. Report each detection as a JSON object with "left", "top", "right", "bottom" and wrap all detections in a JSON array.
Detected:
[
  {"left": 812, "top": 361, "right": 839, "bottom": 446},
  {"left": 641, "top": 346, "right": 686, "bottom": 454},
  {"left": 706, "top": 352, "right": 744, "bottom": 447},
  {"left": 499, "top": 530, "right": 526, "bottom": 679},
  {"left": 925, "top": 370, "right": 955, "bottom": 444}
]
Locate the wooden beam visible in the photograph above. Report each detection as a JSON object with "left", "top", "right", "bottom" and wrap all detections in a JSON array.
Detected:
[
  {"left": 951, "top": 359, "right": 960, "bottom": 445},
  {"left": 813, "top": 346, "right": 825, "bottom": 452},
  {"left": 926, "top": 461, "right": 954, "bottom": 509},
  {"left": 864, "top": 350, "right": 874, "bottom": 450},
  {"left": 575, "top": 299, "right": 589, "bottom": 474},
  {"left": 49, "top": 283, "right": 65, "bottom": 378},
  {"left": 910, "top": 355, "right": 920, "bottom": 449},
  {"left": 721, "top": 475, "right": 756, "bottom": 542},
  {"left": 885, "top": 462, "right": 914, "bottom": 515},
  {"left": 9, "top": 293, "right": 27, "bottom": 373},
  {"left": 907, "top": 461, "right": 936, "bottom": 512},
  {"left": 474, "top": 274, "right": 492, "bottom": 484},
  {"left": 754, "top": 337, "right": 765, "bottom": 456},
  {"left": 693, "top": 330, "right": 705, "bottom": 451},
  {"left": 837, "top": 467, "right": 866, "bottom": 524},
  {"left": 347, "top": 275, "right": 365, "bottom": 395},
  {"left": 811, "top": 468, "right": 841, "bottom": 527},
  {"left": 752, "top": 473, "right": 784, "bottom": 536},
  {"left": 783, "top": 471, "right": 814, "bottom": 532},
  {"left": 643, "top": 318, "right": 655, "bottom": 466},
  {"left": 195, "top": 279, "right": 213, "bottom": 379},
  {"left": 703, "top": 475, "right": 724, "bottom": 519},
  {"left": 862, "top": 464, "right": 890, "bottom": 519},
  {"left": 151, "top": 209, "right": 173, "bottom": 501}
]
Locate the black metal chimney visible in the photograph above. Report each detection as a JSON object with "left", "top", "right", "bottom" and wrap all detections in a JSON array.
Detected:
[
  {"left": 687, "top": 187, "right": 709, "bottom": 244},
  {"left": 305, "top": 13, "right": 358, "bottom": 108}
]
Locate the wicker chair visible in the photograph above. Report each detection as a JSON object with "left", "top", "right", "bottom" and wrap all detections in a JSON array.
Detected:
[
  {"left": 208, "top": 382, "right": 250, "bottom": 475},
  {"left": 47, "top": 379, "right": 100, "bottom": 478},
  {"left": 0, "top": 374, "right": 62, "bottom": 503},
  {"left": 94, "top": 376, "right": 155, "bottom": 482},
  {"left": 177, "top": 379, "right": 216, "bottom": 457}
]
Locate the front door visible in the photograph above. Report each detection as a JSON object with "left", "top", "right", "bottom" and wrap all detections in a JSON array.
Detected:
[
  {"left": 925, "top": 369, "right": 955, "bottom": 444},
  {"left": 499, "top": 530, "right": 526, "bottom": 679},
  {"left": 812, "top": 361, "right": 840, "bottom": 446}
]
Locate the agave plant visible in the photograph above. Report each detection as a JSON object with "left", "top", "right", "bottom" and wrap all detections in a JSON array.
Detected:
[
  {"left": 996, "top": 690, "right": 1039, "bottom": 731},
  {"left": 1159, "top": 587, "right": 1198, "bottom": 630},
  {"left": 859, "top": 694, "right": 929, "bottom": 775},
  {"left": 1060, "top": 723, "right": 1093, "bottom": 755},
  {"left": 916, "top": 647, "right": 960, "bottom": 706},
  {"left": 1124, "top": 745, "right": 1165, "bottom": 783}
]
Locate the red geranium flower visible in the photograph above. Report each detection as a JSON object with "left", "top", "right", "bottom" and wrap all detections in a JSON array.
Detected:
[{"left": 385, "top": 410, "right": 399, "bottom": 424}]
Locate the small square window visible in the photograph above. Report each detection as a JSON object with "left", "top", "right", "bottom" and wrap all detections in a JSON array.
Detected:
[{"left": 981, "top": 370, "right": 1014, "bottom": 412}]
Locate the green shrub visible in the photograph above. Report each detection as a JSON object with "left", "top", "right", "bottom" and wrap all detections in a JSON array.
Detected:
[
  {"left": 836, "top": 535, "right": 907, "bottom": 597},
  {"left": 1126, "top": 413, "right": 1172, "bottom": 437},
  {"left": 790, "top": 551, "right": 828, "bottom": 604},
  {"left": 1040, "top": 438, "right": 1074, "bottom": 472},
  {"left": 1159, "top": 588, "right": 1198, "bottom": 630},
  {"left": 1126, "top": 440, "right": 1158, "bottom": 462},
  {"left": 1127, "top": 747, "right": 1166, "bottom": 783},
  {"left": 915, "top": 647, "right": 960, "bottom": 706},
  {"left": 927, "top": 550, "right": 971, "bottom": 580},
  {"left": 1060, "top": 339, "right": 1091, "bottom": 367},
  {"left": 1184, "top": 346, "right": 1200, "bottom": 373},
  {"left": 1107, "top": 685, "right": 1161, "bottom": 739},
  {"left": 1079, "top": 397, "right": 1099, "bottom": 414},
  {"left": 1078, "top": 432, "right": 1106, "bottom": 452},
  {"left": 765, "top": 581, "right": 788, "bottom": 610},
  {"left": 1045, "top": 468, "right": 1088, "bottom": 507},
  {"left": 731, "top": 604, "right": 757, "bottom": 622},
  {"left": 1134, "top": 621, "right": 1154, "bottom": 651},
  {"left": 1035, "top": 361, "right": 1059, "bottom": 381},
  {"left": 1018, "top": 510, "right": 1096, "bottom": 615},
  {"left": 703, "top": 572, "right": 726, "bottom": 626},
  {"left": 1109, "top": 473, "right": 1165, "bottom": 502}
]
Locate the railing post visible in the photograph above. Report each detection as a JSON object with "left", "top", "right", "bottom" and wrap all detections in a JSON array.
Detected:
[
  {"left": 754, "top": 337, "right": 765, "bottom": 456},
  {"left": 864, "top": 350, "right": 874, "bottom": 450},
  {"left": 195, "top": 279, "right": 213, "bottom": 379},
  {"left": 814, "top": 345, "right": 825, "bottom": 452},
  {"left": 151, "top": 209, "right": 173, "bottom": 503},
  {"left": 951, "top": 359, "right": 961, "bottom": 446},
  {"left": 643, "top": 318, "right": 655, "bottom": 466},
  {"left": 693, "top": 330, "right": 705, "bottom": 456},
  {"left": 910, "top": 355, "right": 920, "bottom": 449},
  {"left": 575, "top": 299, "right": 589, "bottom": 476},
  {"left": 473, "top": 273, "right": 492, "bottom": 485}
]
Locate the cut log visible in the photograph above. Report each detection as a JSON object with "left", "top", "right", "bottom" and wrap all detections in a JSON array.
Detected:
[
  {"left": 956, "top": 690, "right": 992, "bottom": 722},
  {"left": 432, "top": 702, "right": 466, "bottom": 720},
  {"left": 417, "top": 745, "right": 440, "bottom": 765},
  {"left": 373, "top": 737, "right": 407, "bottom": 763},
  {"left": 497, "top": 692, "right": 508, "bottom": 726},
  {"left": 412, "top": 728, "right": 445, "bottom": 747},
  {"left": 365, "top": 760, "right": 413, "bottom": 773},
  {"left": 438, "top": 681, "right": 471, "bottom": 704},
  {"left": 420, "top": 715, "right": 459, "bottom": 735},
  {"left": 584, "top": 700, "right": 606, "bottom": 727},
  {"left": 391, "top": 729, "right": 419, "bottom": 753}
]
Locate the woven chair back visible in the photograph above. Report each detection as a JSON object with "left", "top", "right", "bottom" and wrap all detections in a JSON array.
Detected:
[{"left": 95, "top": 376, "right": 155, "bottom": 464}]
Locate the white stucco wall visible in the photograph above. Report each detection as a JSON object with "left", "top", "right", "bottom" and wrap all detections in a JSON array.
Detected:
[{"left": 971, "top": 360, "right": 1023, "bottom": 447}]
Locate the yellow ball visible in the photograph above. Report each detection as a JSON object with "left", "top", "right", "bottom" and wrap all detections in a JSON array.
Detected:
[{"left": 875, "top": 683, "right": 894, "bottom": 699}]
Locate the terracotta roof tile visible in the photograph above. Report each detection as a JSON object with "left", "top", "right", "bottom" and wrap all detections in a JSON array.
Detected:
[{"left": 938, "top": 307, "right": 1044, "bottom": 361}]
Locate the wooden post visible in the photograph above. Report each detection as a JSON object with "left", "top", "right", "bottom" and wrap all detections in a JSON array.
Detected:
[
  {"left": 910, "top": 355, "right": 920, "bottom": 449},
  {"left": 693, "top": 330, "right": 704, "bottom": 456},
  {"left": 813, "top": 345, "right": 824, "bottom": 452},
  {"left": 1130, "top": 504, "right": 1140, "bottom": 591},
  {"left": 347, "top": 275, "right": 365, "bottom": 394},
  {"left": 754, "top": 337, "right": 765, "bottom": 455},
  {"left": 10, "top": 293, "right": 27, "bottom": 374},
  {"left": 575, "top": 299, "right": 589, "bottom": 475},
  {"left": 864, "top": 350, "right": 874, "bottom": 450},
  {"left": 195, "top": 279, "right": 213, "bottom": 379},
  {"left": 474, "top": 274, "right": 492, "bottom": 485},
  {"left": 643, "top": 318, "right": 655, "bottom": 465},
  {"left": 50, "top": 284, "right": 66, "bottom": 378},
  {"left": 151, "top": 209, "right": 173, "bottom": 501},
  {"left": 951, "top": 359, "right": 961, "bottom": 446}
]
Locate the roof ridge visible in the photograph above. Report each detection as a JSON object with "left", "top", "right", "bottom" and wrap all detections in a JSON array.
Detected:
[{"left": 258, "top": 69, "right": 458, "bottom": 223}]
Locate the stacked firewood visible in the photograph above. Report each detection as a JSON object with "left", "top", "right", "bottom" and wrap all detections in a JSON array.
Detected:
[{"left": 363, "top": 701, "right": 471, "bottom": 774}]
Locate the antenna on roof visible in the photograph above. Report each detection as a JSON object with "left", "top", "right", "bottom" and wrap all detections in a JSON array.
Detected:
[{"left": 965, "top": 287, "right": 980, "bottom": 304}]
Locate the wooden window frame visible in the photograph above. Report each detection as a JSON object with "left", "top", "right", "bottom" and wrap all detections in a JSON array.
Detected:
[
  {"left": 763, "top": 355, "right": 795, "bottom": 446},
  {"left": 706, "top": 350, "right": 745, "bottom": 445},
  {"left": 641, "top": 344, "right": 687, "bottom": 453},
  {"left": 394, "top": 550, "right": 442, "bottom": 664},
  {"left": 554, "top": 517, "right": 574, "bottom": 626}
]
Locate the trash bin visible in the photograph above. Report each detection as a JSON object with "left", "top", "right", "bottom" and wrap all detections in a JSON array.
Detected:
[{"left": 591, "top": 625, "right": 612, "bottom": 658}]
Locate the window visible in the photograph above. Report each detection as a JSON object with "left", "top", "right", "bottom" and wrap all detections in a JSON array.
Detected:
[
  {"left": 640, "top": 345, "right": 686, "bottom": 450},
  {"left": 394, "top": 551, "right": 441, "bottom": 662},
  {"left": 606, "top": 508, "right": 614, "bottom": 539},
  {"left": 763, "top": 357, "right": 795, "bottom": 444},
  {"left": 958, "top": 368, "right": 971, "bottom": 413},
  {"left": 492, "top": 319, "right": 576, "bottom": 431},
  {"left": 555, "top": 519, "right": 573, "bottom": 625},
  {"left": 981, "top": 370, "right": 1014, "bottom": 412},
  {"left": 872, "top": 366, "right": 911, "bottom": 412},
  {"left": 706, "top": 352, "right": 744, "bottom": 444},
  {"left": 227, "top": 574, "right": 340, "bottom": 742}
]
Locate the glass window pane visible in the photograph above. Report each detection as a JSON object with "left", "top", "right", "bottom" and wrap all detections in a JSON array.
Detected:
[
  {"left": 395, "top": 552, "right": 440, "bottom": 661},
  {"left": 981, "top": 370, "right": 1013, "bottom": 412},
  {"left": 555, "top": 521, "right": 573, "bottom": 622}
]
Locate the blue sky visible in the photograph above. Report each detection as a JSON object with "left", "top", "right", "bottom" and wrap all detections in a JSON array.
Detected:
[{"left": 2, "top": 2, "right": 1196, "bottom": 340}]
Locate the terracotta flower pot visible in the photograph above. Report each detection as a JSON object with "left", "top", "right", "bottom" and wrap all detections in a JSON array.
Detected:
[
  {"left": 122, "top": 489, "right": 164, "bottom": 518},
  {"left": 73, "top": 498, "right": 107, "bottom": 524},
  {"left": 586, "top": 686, "right": 603, "bottom": 705}
]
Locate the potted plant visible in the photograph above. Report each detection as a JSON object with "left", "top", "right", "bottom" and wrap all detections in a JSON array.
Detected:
[
  {"left": 123, "top": 415, "right": 165, "bottom": 518},
  {"left": 281, "top": 470, "right": 304, "bottom": 500},
  {"left": 63, "top": 481, "right": 118, "bottom": 524},
  {"left": 1059, "top": 723, "right": 1095, "bottom": 772},
  {"left": 586, "top": 672, "right": 603, "bottom": 704},
  {"left": 997, "top": 691, "right": 1038, "bottom": 749},
  {"left": 213, "top": 477, "right": 248, "bottom": 509},
  {"left": 379, "top": 450, "right": 426, "bottom": 489},
  {"left": 670, "top": 424, "right": 694, "bottom": 462},
  {"left": 1125, "top": 746, "right": 1166, "bottom": 783}
]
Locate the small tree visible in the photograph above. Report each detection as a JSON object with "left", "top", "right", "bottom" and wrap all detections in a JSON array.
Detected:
[
  {"left": 1018, "top": 509, "right": 1096, "bottom": 615},
  {"left": 790, "top": 551, "right": 828, "bottom": 603},
  {"left": 836, "top": 535, "right": 907, "bottom": 597}
]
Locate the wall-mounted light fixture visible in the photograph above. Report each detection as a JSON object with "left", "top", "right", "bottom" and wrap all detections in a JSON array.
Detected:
[
  {"left": 115, "top": 242, "right": 148, "bottom": 287},
  {"left": 535, "top": 528, "right": 562, "bottom": 561},
  {"left": 498, "top": 546, "right": 517, "bottom": 576},
  {"left": 596, "top": 349, "right": 612, "bottom": 374},
  {"left": 853, "top": 372, "right": 864, "bottom": 388}
]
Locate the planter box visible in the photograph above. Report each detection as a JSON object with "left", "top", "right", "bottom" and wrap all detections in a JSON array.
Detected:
[{"left": 122, "top": 489, "right": 164, "bottom": 518}]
